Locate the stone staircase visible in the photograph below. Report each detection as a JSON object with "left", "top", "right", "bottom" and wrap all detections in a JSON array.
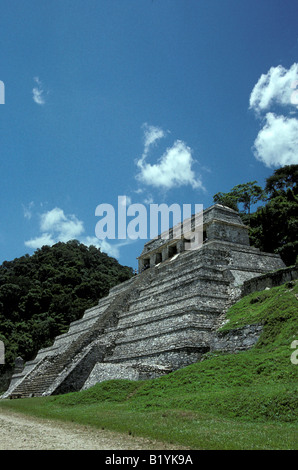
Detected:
[
  {"left": 101, "top": 246, "right": 231, "bottom": 369},
  {"left": 3, "top": 204, "right": 286, "bottom": 398},
  {"left": 5, "top": 272, "right": 148, "bottom": 398}
]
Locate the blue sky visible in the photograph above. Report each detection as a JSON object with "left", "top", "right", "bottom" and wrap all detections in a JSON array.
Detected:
[{"left": 0, "top": 0, "right": 298, "bottom": 270}]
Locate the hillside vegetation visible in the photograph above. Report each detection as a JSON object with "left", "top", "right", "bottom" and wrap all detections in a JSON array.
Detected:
[
  {"left": 0, "top": 241, "right": 132, "bottom": 373},
  {"left": 1, "top": 280, "right": 297, "bottom": 449}
]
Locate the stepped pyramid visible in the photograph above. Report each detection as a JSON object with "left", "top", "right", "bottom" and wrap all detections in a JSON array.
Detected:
[{"left": 3, "top": 205, "right": 285, "bottom": 398}]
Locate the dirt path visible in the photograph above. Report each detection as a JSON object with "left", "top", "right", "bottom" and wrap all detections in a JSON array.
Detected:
[{"left": 0, "top": 408, "right": 180, "bottom": 450}]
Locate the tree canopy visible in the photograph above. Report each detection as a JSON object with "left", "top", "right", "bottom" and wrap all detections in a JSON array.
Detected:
[
  {"left": 213, "top": 165, "right": 298, "bottom": 266},
  {"left": 0, "top": 240, "right": 132, "bottom": 372},
  {"left": 249, "top": 165, "right": 298, "bottom": 266},
  {"left": 213, "top": 180, "right": 266, "bottom": 214},
  {"left": 265, "top": 164, "right": 298, "bottom": 197}
]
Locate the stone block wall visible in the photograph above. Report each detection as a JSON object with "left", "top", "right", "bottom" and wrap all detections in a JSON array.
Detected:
[{"left": 241, "top": 266, "right": 298, "bottom": 297}]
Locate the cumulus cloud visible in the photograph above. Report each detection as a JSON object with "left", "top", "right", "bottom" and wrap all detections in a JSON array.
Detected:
[
  {"left": 25, "top": 208, "right": 84, "bottom": 248},
  {"left": 142, "top": 123, "right": 165, "bottom": 156},
  {"left": 32, "top": 77, "right": 46, "bottom": 105},
  {"left": 249, "top": 63, "right": 298, "bottom": 114},
  {"left": 249, "top": 64, "right": 298, "bottom": 168},
  {"left": 25, "top": 233, "right": 56, "bottom": 249},
  {"left": 39, "top": 208, "right": 84, "bottom": 241},
  {"left": 136, "top": 124, "right": 203, "bottom": 190},
  {"left": 24, "top": 207, "right": 132, "bottom": 259},
  {"left": 252, "top": 113, "right": 298, "bottom": 167},
  {"left": 137, "top": 140, "right": 202, "bottom": 189},
  {"left": 81, "top": 236, "right": 121, "bottom": 259}
]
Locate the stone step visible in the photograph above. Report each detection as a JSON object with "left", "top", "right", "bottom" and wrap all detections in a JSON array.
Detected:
[
  {"left": 116, "top": 298, "right": 226, "bottom": 330},
  {"left": 129, "top": 277, "right": 229, "bottom": 308},
  {"left": 107, "top": 312, "right": 219, "bottom": 345},
  {"left": 135, "top": 273, "right": 228, "bottom": 302},
  {"left": 111, "top": 304, "right": 222, "bottom": 331},
  {"left": 125, "top": 287, "right": 229, "bottom": 320},
  {"left": 107, "top": 327, "right": 213, "bottom": 364},
  {"left": 8, "top": 273, "right": 144, "bottom": 397}
]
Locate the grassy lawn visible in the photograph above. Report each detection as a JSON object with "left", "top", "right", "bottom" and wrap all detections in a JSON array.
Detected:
[
  {"left": 0, "top": 395, "right": 297, "bottom": 450},
  {"left": 1, "top": 279, "right": 297, "bottom": 449}
]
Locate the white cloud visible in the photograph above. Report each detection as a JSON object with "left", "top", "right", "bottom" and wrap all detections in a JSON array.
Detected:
[
  {"left": 40, "top": 207, "right": 66, "bottom": 232},
  {"left": 252, "top": 112, "right": 298, "bottom": 167},
  {"left": 81, "top": 236, "right": 121, "bottom": 259},
  {"left": 249, "top": 63, "right": 298, "bottom": 114},
  {"left": 22, "top": 201, "right": 35, "bottom": 220},
  {"left": 249, "top": 64, "right": 298, "bottom": 168},
  {"left": 24, "top": 207, "right": 134, "bottom": 260},
  {"left": 25, "top": 208, "right": 84, "bottom": 248},
  {"left": 142, "top": 123, "right": 165, "bottom": 154},
  {"left": 119, "top": 196, "right": 132, "bottom": 207},
  {"left": 40, "top": 208, "right": 84, "bottom": 241},
  {"left": 25, "top": 233, "right": 56, "bottom": 250},
  {"left": 32, "top": 77, "right": 46, "bottom": 105},
  {"left": 82, "top": 236, "right": 137, "bottom": 259},
  {"left": 136, "top": 125, "right": 203, "bottom": 190},
  {"left": 143, "top": 195, "right": 154, "bottom": 205},
  {"left": 136, "top": 124, "right": 166, "bottom": 170}
]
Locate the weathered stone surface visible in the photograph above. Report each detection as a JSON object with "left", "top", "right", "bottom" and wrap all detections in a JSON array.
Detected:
[
  {"left": 82, "top": 362, "right": 171, "bottom": 389},
  {"left": 2, "top": 204, "right": 286, "bottom": 399},
  {"left": 241, "top": 266, "right": 298, "bottom": 297},
  {"left": 210, "top": 324, "right": 263, "bottom": 353}
]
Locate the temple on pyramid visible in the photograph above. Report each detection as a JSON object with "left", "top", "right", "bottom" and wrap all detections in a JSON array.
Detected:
[{"left": 2, "top": 204, "right": 285, "bottom": 398}]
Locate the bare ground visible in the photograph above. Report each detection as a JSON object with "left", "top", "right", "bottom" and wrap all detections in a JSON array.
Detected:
[{"left": 0, "top": 408, "right": 182, "bottom": 450}]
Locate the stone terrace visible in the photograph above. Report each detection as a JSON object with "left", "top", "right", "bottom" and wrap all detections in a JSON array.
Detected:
[{"left": 2, "top": 205, "right": 285, "bottom": 398}]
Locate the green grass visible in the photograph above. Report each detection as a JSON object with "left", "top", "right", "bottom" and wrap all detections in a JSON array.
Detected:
[{"left": 1, "top": 280, "right": 297, "bottom": 449}]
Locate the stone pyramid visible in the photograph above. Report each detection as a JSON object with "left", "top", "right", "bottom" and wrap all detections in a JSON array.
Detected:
[{"left": 3, "top": 205, "right": 285, "bottom": 398}]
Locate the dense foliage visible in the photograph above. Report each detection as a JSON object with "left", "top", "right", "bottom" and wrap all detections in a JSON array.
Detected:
[
  {"left": 213, "top": 165, "right": 298, "bottom": 266},
  {"left": 0, "top": 240, "right": 132, "bottom": 371},
  {"left": 1, "top": 280, "right": 297, "bottom": 449}
]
